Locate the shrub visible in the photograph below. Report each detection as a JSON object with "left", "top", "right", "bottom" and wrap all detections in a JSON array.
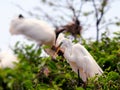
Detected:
[{"left": 0, "top": 31, "right": 120, "bottom": 90}]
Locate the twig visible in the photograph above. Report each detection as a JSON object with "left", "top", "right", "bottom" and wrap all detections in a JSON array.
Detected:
[
  {"left": 77, "top": 0, "right": 84, "bottom": 19},
  {"left": 92, "top": 0, "right": 98, "bottom": 21},
  {"left": 67, "top": 0, "right": 77, "bottom": 18},
  {"left": 34, "top": 7, "right": 59, "bottom": 28},
  {"left": 100, "top": 22, "right": 116, "bottom": 30}
]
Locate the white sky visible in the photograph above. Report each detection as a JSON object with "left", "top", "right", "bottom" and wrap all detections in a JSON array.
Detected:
[{"left": 0, "top": 0, "right": 120, "bottom": 52}]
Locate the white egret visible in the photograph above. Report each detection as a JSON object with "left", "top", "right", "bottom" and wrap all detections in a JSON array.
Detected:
[
  {"left": 57, "top": 38, "right": 103, "bottom": 83},
  {"left": 10, "top": 14, "right": 64, "bottom": 47},
  {"left": 10, "top": 14, "right": 65, "bottom": 58},
  {"left": 0, "top": 51, "right": 18, "bottom": 68}
]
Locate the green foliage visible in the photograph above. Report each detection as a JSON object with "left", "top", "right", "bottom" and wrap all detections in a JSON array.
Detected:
[
  {"left": 0, "top": 31, "right": 120, "bottom": 90},
  {"left": 85, "top": 31, "right": 120, "bottom": 89},
  {"left": 86, "top": 31, "right": 120, "bottom": 72}
]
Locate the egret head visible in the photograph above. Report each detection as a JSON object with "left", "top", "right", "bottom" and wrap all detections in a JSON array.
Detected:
[
  {"left": 54, "top": 38, "right": 72, "bottom": 55},
  {"left": 10, "top": 14, "right": 24, "bottom": 35},
  {"left": 59, "top": 39, "right": 72, "bottom": 50}
]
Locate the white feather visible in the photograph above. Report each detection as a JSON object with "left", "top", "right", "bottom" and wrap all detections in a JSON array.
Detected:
[{"left": 0, "top": 51, "right": 18, "bottom": 69}]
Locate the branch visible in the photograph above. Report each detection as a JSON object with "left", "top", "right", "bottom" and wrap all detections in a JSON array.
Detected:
[
  {"left": 34, "top": 7, "right": 59, "bottom": 28},
  {"left": 92, "top": 0, "right": 107, "bottom": 26},
  {"left": 67, "top": 0, "right": 77, "bottom": 18},
  {"left": 100, "top": 22, "right": 116, "bottom": 30},
  {"left": 77, "top": 0, "right": 84, "bottom": 19},
  {"left": 92, "top": 0, "right": 98, "bottom": 21},
  {"left": 92, "top": 0, "right": 108, "bottom": 42}
]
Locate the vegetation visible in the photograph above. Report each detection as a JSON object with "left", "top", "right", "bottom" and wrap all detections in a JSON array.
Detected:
[
  {"left": 0, "top": 31, "right": 120, "bottom": 90},
  {"left": 0, "top": 0, "right": 119, "bottom": 89}
]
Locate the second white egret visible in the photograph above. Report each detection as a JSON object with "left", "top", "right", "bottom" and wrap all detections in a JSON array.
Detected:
[{"left": 58, "top": 38, "right": 103, "bottom": 83}]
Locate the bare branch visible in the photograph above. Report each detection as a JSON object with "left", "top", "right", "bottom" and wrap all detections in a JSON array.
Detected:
[
  {"left": 66, "top": 0, "right": 77, "bottom": 18},
  {"left": 92, "top": 0, "right": 108, "bottom": 42},
  {"left": 38, "top": 9, "right": 58, "bottom": 28},
  {"left": 92, "top": 0, "right": 98, "bottom": 21},
  {"left": 14, "top": 4, "right": 28, "bottom": 14},
  {"left": 77, "top": 0, "right": 84, "bottom": 19},
  {"left": 100, "top": 22, "right": 116, "bottom": 30}
]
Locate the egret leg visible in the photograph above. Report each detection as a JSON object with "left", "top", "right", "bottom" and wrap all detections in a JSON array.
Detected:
[
  {"left": 77, "top": 69, "right": 87, "bottom": 89},
  {"left": 77, "top": 69, "right": 81, "bottom": 86},
  {"left": 83, "top": 82, "right": 87, "bottom": 89}
]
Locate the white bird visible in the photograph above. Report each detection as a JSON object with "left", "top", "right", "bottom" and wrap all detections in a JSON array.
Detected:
[
  {"left": 0, "top": 51, "right": 18, "bottom": 69},
  {"left": 10, "top": 14, "right": 64, "bottom": 47},
  {"left": 58, "top": 38, "right": 103, "bottom": 82},
  {"left": 10, "top": 14, "right": 65, "bottom": 58}
]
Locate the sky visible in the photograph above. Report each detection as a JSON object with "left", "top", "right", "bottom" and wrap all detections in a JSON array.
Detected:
[
  {"left": 0, "top": 0, "right": 120, "bottom": 52},
  {"left": 0, "top": 0, "right": 39, "bottom": 52}
]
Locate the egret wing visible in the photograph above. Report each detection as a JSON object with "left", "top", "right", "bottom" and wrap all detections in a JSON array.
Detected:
[{"left": 82, "top": 56, "right": 103, "bottom": 78}]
